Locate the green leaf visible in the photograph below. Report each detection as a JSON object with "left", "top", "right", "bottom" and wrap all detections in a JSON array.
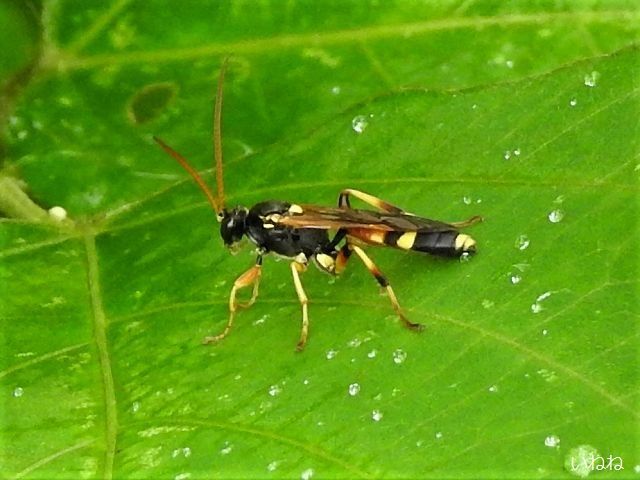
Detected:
[{"left": 1, "top": 2, "right": 638, "bottom": 479}]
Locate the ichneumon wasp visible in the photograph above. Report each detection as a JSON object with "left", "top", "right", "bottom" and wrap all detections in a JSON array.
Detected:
[{"left": 154, "top": 59, "right": 482, "bottom": 351}]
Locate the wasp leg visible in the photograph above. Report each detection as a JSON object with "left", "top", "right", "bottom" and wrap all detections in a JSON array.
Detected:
[
  {"left": 338, "top": 188, "right": 405, "bottom": 214},
  {"left": 235, "top": 267, "right": 262, "bottom": 308},
  {"left": 448, "top": 215, "right": 483, "bottom": 228},
  {"left": 335, "top": 243, "right": 352, "bottom": 275},
  {"left": 202, "top": 257, "right": 262, "bottom": 345},
  {"left": 350, "top": 245, "right": 424, "bottom": 331},
  {"left": 290, "top": 260, "right": 310, "bottom": 351}
]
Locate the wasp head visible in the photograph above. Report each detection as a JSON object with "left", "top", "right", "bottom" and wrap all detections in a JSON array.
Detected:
[{"left": 220, "top": 207, "right": 248, "bottom": 251}]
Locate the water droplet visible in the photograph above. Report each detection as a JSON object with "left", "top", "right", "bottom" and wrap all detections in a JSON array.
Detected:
[
  {"left": 583, "top": 71, "right": 600, "bottom": 88},
  {"left": 325, "top": 349, "right": 338, "bottom": 360},
  {"left": 13, "top": 387, "right": 24, "bottom": 397},
  {"left": 531, "top": 303, "right": 543, "bottom": 313},
  {"left": 268, "top": 385, "right": 282, "bottom": 397},
  {"left": 488, "top": 385, "right": 498, "bottom": 393},
  {"left": 544, "top": 435, "right": 560, "bottom": 448},
  {"left": 220, "top": 442, "right": 233, "bottom": 455},
  {"left": 634, "top": 465, "right": 640, "bottom": 474},
  {"left": 372, "top": 409, "right": 383, "bottom": 422},
  {"left": 459, "top": 252, "right": 472, "bottom": 263},
  {"left": 548, "top": 209, "right": 564, "bottom": 223},
  {"left": 300, "top": 467, "right": 315, "bottom": 480},
  {"left": 347, "top": 337, "right": 362, "bottom": 348},
  {"left": 416, "top": 440, "right": 424, "bottom": 447},
  {"left": 132, "top": 401, "right": 140, "bottom": 413},
  {"left": 302, "top": 378, "right": 310, "bottom": 385},
  {"left": 504, "top": 150, "right": 511, "bottom": 160},
  {"left": 564, "top": 444, "right": 600, "bottom": 477},
  {"left": 331, "top": 86, "right": 341, "bottom": 95},
  {"left": 267, "top": 461, "right": 279, "bottom": 472},
  {"left": 537, "top": 368, "right": 558, "bottom": 382},
  {"left": 537, "top": 291, "right": 552, "bottom": 302},
  {"left": 252, "top": 314, "right": 269, "bottom": 326},
  {"left": 515, "top": 234, "right": 530, "bottom": 250},
  {"left": 542, "top": 329, "right": 549, "bottom": 336},
  {"left": 514, "top": 148, "right": 521, "bottom": 156},
  {"left": 367, "top": 349, "right": 377, "bottom": 359},
  {"left": 569, "top": 98, "right": 577, "bottom": 107},
  {"left": 175, "top": 473, "right": 191, "bottom": 480},
  {"left": 348, "top": 383, "right": 361, "bottom": 396},
  {"left": 482, "top": 299, "right": 494, "bottom": 309},
  {"left": 462, "top": 196, "right": 472, "bottom": 205},
  {"left": 392, "top": 349, "right": 407, "bottom": 364},
  {"left": 352, "top": 115, "right": 369, "bottom": 134},
  {"left": 506, "top": 60, "right": 514, "bottom": 69},
  {"left": 435, "top": 431, "right": 443, "bottom": 440},
  {"left": 510, "top": 274, "right": 522, "bottom": 285}
]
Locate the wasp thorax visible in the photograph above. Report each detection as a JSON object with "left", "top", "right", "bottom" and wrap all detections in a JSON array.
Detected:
[{"left": 220, "top": 207, "right": 248, "bottom": 246}]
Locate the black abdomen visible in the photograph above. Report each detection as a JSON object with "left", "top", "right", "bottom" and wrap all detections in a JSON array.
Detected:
[
  {"left": 385, "top": 230, "right": 475, "bottom": 258},
  {"left": 412, "top": 231, "right": 460, "bottom": 257}
]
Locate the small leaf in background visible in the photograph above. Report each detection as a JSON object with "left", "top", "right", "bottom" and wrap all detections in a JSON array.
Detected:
[{"left": 1, "top": 1, "right": 638, "bottom": 478}]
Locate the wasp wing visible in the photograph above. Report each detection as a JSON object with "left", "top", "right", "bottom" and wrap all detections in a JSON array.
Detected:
[{"left": 276, "top": 205, "right": 458, "bottom": 232}]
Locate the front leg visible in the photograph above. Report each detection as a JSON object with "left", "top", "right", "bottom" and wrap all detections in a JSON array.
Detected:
[
  {"left": 202, "top": 255, "right": 262, "bottom": 345},
  {"left": 290, "top": 260, "right": 310, "bottom": 351}
]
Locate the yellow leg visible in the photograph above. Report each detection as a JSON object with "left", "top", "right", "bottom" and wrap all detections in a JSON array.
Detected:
[
  {"left": 290, "top": 261, "right": 310, "bottom": 351},
  {"left": 338, "top": 188, "right": 404, "bottom": 214},
  {"left": 449, "top": 215, "right": 483, "bottom": 228},
  {"left": 202, "top": 262, "right": 262, "bottom": 344},
  {"left": 350, "top": 245, "right": 424, "bottom": 331},
  {"left": 236, "top": 270, "right": 261, "bottom": 308},
  {"left": 334, "top": 244, "right": 351, "bottom": 275}
]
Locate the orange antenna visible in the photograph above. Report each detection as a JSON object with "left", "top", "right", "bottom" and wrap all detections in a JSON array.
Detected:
[
  {"left": 213, "top": 57, "right": 229, "bottom": 213},
  {"left": 154, "top": 57, "right": 230, "bottom": 220},
  {"left": 153, "top": 136, "right": 221, "bottom": 216}
]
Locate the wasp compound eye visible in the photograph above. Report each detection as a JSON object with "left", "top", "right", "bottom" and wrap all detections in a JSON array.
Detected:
[{"left": 220, "top": 208, "right": 247, "bottom": 246}]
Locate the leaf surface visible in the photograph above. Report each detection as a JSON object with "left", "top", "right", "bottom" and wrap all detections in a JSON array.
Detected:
[{"left": 1, "top": 2, "right": 638, "bottom": 478}]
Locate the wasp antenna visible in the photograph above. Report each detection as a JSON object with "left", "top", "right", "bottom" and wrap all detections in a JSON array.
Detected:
[
  {"left": 213, "top": 57, "right": 229, "bottom": 213},
  {"left": 153, "top": 135, "right": 221, "bottom": 216}
]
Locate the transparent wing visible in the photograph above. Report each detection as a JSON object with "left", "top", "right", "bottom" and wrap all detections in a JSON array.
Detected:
[{"left": 276, "top": 205, "right": 458, "bottom": 232}]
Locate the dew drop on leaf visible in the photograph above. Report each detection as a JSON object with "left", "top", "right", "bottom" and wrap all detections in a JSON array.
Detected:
[
  {"left": 548, "top": 209, "right": 564, "bottom": 223},
  {"left": 13, "top": 387, "right": 23, "bottom": 398},
  {"left": 372, "top": 409, "right": 384, "bottom": 422},
  {"left": 351, "top": 115, "right": 369, "bottom": 134},
  {"left": 268, "top": 385, "right": 282, "bottom": 397},
  {"left": 220, "top": 442, "right": 233, "bottom": 455},
  {"left": 326, "top": 349, "right": 338, "bottom": 360},
  {"left": 515, "top": 234, "right": 530, "bottom": 250},
  {"left": 393, "top": 349, "right": 407, "bottom": 364},
  {"left": 459, "top": 252, "right": 472, "bottom": 263},
  {"left": 545, "top": 435, "right": 560, "bottom": 448},
  {"left": 348, "top": 383, "right": 361, "bottom": 396},
  {"left": 583, "top": 71, "right": 600, "bottom": 87}
]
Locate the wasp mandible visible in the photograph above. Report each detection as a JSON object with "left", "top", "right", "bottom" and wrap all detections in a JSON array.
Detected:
[{"left": 154, "top": 59, "right": 482, "bottom": 351}]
